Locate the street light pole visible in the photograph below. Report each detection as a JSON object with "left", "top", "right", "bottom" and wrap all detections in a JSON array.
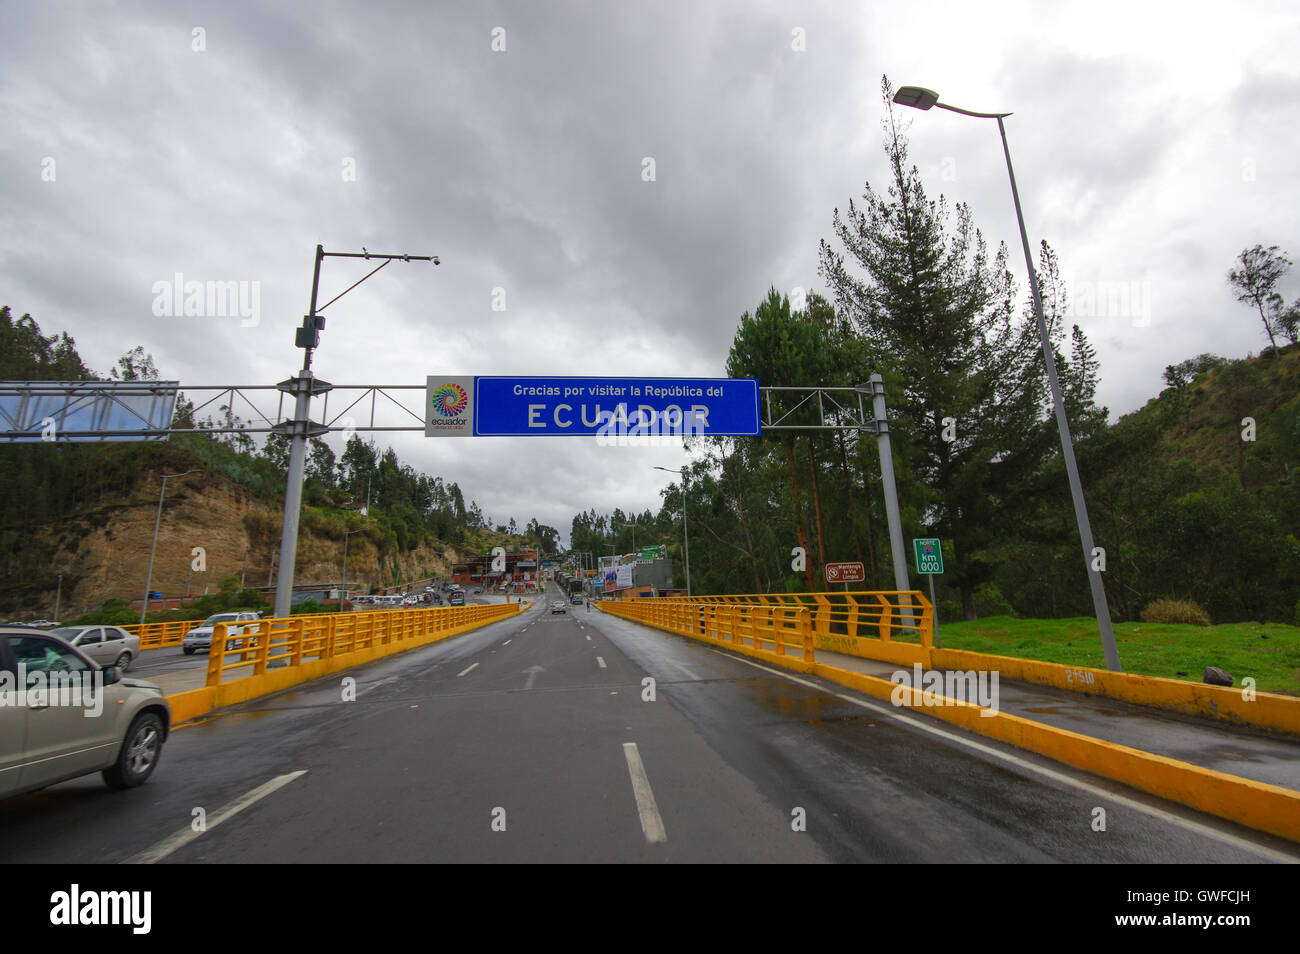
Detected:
[
  {"left": 653, "top": 466, "right": 692, "bottom": 597},
  {"left": 892, "top": 86, "right": 1122, "bottom": 672},
  {"left": 141, "top": 469, "right": 198, "bottom": 624},
  {"left": 272, "top": 245, "right": 439, "bottom": 620}
]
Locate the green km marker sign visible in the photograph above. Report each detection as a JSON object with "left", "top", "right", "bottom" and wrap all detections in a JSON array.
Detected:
[{"left": 913, "top": 538, "right": 943, "bottom": 575}]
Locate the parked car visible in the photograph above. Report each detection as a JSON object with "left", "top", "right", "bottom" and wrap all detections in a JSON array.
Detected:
[
  {"left": 181, "top": 612, "right": 261, "bottom": 655},
  {"left": 48, "top": 626, "right": 140, "bottom": 672},
  {"left": 551, "top": 601, "right": 567, "bottom": 614},
  {"left": 0, "top": 627, "right": 171, "bottom": 797}
]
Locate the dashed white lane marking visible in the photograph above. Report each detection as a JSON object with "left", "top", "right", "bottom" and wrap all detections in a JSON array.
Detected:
[
  {"left": 669, "top": 659, "right": 700, "bottom": 680},
  {"left": 596, "top": 656, "right": 607, "bottom": 669},
  {"left": 715, "top": 652, "right": 1299, "bottom": 864},
  {"left": 457, "top": 663, "right": 478, "bottom": 677},
  {"left": 124, "top": 771, "right": 308, "bottom": 864},
  {"left": 503, "top": 639, "right": 512, "bottom": 645},
  {"left": 622, "top": 743, "right": 667, "bottom": 844},
  {"left": 585, "top": 635, "right": 591, "bottom": 641}
]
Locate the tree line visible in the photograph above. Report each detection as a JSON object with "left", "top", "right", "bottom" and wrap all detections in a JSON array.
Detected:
[
  {"left": 0, "top": 305, "right": 560, "bottom": 611},
  {"left": 564, "top": 77, "right": 1300, "bottom": 625}
]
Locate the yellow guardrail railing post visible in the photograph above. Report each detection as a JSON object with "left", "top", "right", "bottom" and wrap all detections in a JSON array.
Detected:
[
  {"left": 252, "top": 620, "right": 274, "bottom": 676},
  {"left": 811, "top": 594, "right": 831, "bottom": 638},
  {"left": 205, "top": 623, "right": 226, "bottom": 686},
  {"left": 876, "top": 593, "right": 893, "bottom": 641}
]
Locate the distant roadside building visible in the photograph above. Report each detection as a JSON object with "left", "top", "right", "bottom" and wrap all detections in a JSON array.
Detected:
[{"left": 452, "top": 549, "right": 541, "bottom": 592}]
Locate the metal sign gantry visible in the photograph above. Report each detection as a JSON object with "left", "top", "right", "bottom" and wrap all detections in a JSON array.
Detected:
[{"left": 0, "top": 376, "right": 913, "bottom": 613}]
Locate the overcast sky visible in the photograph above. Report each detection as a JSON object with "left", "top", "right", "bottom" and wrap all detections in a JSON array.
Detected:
[{"left": 3, "top": 1, "right": 1298, "bottom": 546}]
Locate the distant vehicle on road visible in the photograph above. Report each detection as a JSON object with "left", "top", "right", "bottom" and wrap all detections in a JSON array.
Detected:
[
  {"left": 551, "top": 601, "right": 567, "bottom": 614},
  {"left": 49, "top": 625, "right": 139, "bottom": 672},
  {"left": 448, "top": 591, "right": 464, "bottom": 606},
  {"left": 26, "top": 620, "right": 58, "bottom": 628},
  {"left": 0, "top": 627, "right": 171, "bottom": 797},
  {"left": 181, "top": 612, "right": 260, "bottom": 655},
  {"left": 570, "top": 595, "right": 582, "bottom": 605}
]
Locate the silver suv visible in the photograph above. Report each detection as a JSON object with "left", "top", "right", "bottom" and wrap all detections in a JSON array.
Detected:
[
  {"left": 181, "top": 612, "right": 261, "bottom": 654},
  {"left": 0, "top": 627, "right": 171, "bottom": 797}
]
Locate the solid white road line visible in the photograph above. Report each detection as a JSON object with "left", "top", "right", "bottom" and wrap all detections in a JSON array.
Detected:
[
  {"left": 715, "top": 651, "right": 1299, "bottom": 864},
  {"left": 596, "top": 656, "right": 607, "bottom": 669},
  {"left": 622, "top": 742, "right": 667, "bottom": 844},
  {"left": 124, "top": 771, "right": 308, "bottom": 864},
  {"left": 457, "top": 663, "right": 478, "bottom": 677}
]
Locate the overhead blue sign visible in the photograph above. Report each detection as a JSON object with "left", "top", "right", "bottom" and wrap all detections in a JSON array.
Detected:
[{"left": 426, "top": 376, "right": 760, "bottom": 437}]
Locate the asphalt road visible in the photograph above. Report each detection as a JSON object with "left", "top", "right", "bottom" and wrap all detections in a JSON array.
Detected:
[{"left": 2, "top": 584, "right": 1297, "bottom": 863}]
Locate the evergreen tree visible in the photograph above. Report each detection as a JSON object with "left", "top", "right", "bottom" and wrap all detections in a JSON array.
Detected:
[{"left": 817, "top": 76, "right": 1044, "bottom": 617}]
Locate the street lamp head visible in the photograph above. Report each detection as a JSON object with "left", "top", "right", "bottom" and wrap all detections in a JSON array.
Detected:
[{"left": 894, "top": 86, "right": 940, "bottom": 110}]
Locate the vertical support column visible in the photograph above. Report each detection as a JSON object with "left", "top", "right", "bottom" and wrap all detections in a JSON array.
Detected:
[
  {"left": 869, "top": 375, "right": 910, "bottom": 594},
  {"left": 273, "top": 372, "right": 331, "bottom": 620}
]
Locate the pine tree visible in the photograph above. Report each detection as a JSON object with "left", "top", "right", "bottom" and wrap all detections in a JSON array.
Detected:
[{"left": 817, "top": 76, "right": 1045, "bottom": 618}]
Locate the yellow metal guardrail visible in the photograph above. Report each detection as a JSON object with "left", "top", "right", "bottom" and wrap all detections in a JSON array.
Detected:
[
  {"left": 123, "top": 599, "right": 531, "bottom": 651},
  {"left": 164, "top": 601, "right": 523, "bottom": 724},
  {"left": 121, "top": 620, "right": 193, "bottom": 649},
  {"left": 601, "top": 599, "right": 816, "bottom": 670},
  {"left": 629, "top": 591, "right": 933, "bottom": 662},
  {"left": 203, "top": 602, "right": 518, "bottom": 687}
]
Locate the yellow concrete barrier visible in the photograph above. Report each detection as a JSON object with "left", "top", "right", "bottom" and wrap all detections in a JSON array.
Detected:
[
  {"left": 608, "top": 599, "right": 1300, "bottom": 843},
  {"left": 932, "top": 647, "right": 1300, "bottom": 737},
  {"left": 662, "top": 593, "right": 1300, "bottom": 737},
  {"left": 809, "top": 662, "right": 1300, "bottom": 845},
  {"left": 169, "top": 602, "right": 521, "bottom": 726}
]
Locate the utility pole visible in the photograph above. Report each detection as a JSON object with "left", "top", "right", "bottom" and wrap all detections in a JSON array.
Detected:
[
  {"left": 142, "top": 469, "right": 198, "bottom": 624},
  {"left": 272, "top": 245, "right": 439, "bottom": 620}
]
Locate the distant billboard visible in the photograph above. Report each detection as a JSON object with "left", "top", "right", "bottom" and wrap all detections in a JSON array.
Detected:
[{"left": 0, "top": 380, "right": 179, "bottom": 442}]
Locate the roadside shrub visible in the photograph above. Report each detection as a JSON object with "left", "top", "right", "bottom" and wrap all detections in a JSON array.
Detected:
[
  {"left": 1140, "top": 598, "right": 1212, "bottom": 626},
  {"left": 974, "top": 582, "right": 1016, "bottom": 618},
  {"left": 69, "top": 598, "right": 137, "bottom": 626}
]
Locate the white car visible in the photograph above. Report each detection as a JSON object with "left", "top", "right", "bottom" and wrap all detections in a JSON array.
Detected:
[
  {"left": 48, "top": 626, "right": 140, "bottom": 672},
  {"left": 181, "top": 612, "right": 261, "bottom": 654}
]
